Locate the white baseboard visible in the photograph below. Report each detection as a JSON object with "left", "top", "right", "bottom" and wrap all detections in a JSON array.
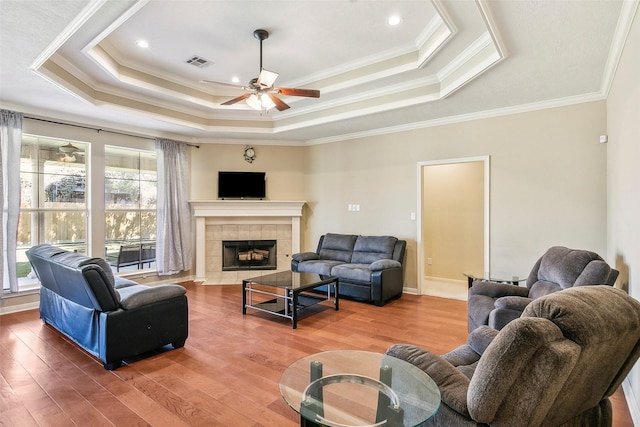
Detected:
[
  {"left": 422, "top": 276, "right": 468, "bottom": 301},
  {"left": 0, "top": 300, "right": 39, "bottom": 315}
]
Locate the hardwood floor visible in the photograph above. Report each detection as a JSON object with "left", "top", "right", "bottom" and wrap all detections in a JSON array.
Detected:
[{"left": 0, "top": 282, "right": 634, "bottom": 426}]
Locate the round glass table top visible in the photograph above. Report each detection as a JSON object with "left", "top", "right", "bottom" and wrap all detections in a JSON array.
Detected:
[{"left": 279, "top": 350, "right": 440, "bottom": 427}]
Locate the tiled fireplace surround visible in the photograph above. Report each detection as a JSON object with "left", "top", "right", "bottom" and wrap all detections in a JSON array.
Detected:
[{"left": 190, "top": 201, "right": 305, "bottom": 284}]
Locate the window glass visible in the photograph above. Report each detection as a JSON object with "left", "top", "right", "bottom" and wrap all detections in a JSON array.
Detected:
[
  {"left": 104, "top": 146, "right": 157, "bottom": 271},
  {"left": 14, "top": 135, "right": 87, "bottom": 289}
]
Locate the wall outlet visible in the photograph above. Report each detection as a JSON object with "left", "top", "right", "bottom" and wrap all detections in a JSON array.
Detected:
[{"left": 427, "top": 258, "right": 433, "bottom": 265}]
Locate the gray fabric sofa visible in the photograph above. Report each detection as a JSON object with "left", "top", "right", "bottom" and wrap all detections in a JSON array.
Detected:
[
  {"left": 26, "top": 244, "right": 188, "bottom": 370},
  {"left": 468, "top": 246, "right": 619, "bottom": 332},
  {"left": 388, "top": 286, "right": 640, "bottom": 426},
  {"left": 291, "top": 233, "right": 406, "bottom": 306}
]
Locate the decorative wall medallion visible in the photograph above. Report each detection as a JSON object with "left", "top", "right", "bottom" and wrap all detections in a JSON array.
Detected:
[{"left": 244, "top": 146, "right": 256, "bottom": 163}]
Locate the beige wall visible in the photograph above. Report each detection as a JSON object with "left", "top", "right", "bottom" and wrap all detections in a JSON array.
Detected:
[
  {"left": 189, "top": 143, "right": 307, "bottom": 201},
  {"left": 304, "top": 101, "right": 608, "bottom": 290},
  {"left": 607, "top": 7, "right": 640, "bottom": 422},
  {"left": 423, "top": 161, "right": 484, "bottom": 280}
]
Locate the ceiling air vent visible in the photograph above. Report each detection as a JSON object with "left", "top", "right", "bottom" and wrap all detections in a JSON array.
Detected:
[{"left": 186, "top": 56, "right": 211, "bottom": 68}]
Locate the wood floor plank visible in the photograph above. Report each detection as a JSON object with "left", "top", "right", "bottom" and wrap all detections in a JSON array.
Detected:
[{"left": 0, "top": 282, "right": 634, "bottom": 426}]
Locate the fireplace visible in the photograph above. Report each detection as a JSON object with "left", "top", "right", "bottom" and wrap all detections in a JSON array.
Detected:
[
  {"left": 222, "top": 240, "right": 277, "bottom": 271},
  {"left": 190, "top": 200, "right": 305, "bottom": 283}
]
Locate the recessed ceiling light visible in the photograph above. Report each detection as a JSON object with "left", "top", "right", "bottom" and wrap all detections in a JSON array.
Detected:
[
  {"left": 387, "top": 15, "right": 402, "bottom": 26},
  {"left": 231, "top": 76, "right": 240, "bottom": 84},
  {"left": 135, "top": 40, "right": 149, "bottom": 48}
]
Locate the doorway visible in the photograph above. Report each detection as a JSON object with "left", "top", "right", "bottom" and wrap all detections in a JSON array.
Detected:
[{"left": 417, "top": 156, "right": 489, "bottom": 300}]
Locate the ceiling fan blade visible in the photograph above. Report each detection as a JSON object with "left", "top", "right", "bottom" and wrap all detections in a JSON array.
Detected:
[
  {"left": 257, "top": 69, "right": 279, "bottom": 88},
  {"left": 277, "top": 87, "right": 320, "bottom": 98},
  {"left": 221, "top": 93, "right": 251, "bottom": 106},
  {"left": 268, "top": 94, "right": 290, "bottom": 111}
]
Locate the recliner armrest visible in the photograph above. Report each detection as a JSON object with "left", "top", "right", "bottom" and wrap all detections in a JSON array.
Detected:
[
  {"left": 386, "top": 344, "right": 470, "bottom": 416},
  {"left": 467, "top": 325, "right": 500, "bottom": 355},
  {"left": 291, "top": 252, "right": 319, "bottom": 262},
  {"left": 494, "top": 295, "right": 534, "bottom": 311},
  {"left": 469, "top": 281, "right": 530, "bottom": 298},
  {"left": 117, "top": 284, "right": 186, "bottom": 310}
]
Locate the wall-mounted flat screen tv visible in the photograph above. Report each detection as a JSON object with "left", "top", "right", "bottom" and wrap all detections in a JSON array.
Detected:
[{"left": 218, "top": 171, "right": 266, "bottom": 199}]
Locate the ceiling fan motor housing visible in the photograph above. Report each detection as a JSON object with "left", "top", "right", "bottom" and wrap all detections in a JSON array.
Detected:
[{"left": 253, "top": 29, "right": 269, "bottom": 41}]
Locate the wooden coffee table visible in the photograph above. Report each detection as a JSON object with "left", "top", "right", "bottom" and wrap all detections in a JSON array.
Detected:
[{"left": 242, "top": 271, "right": 339, "bottom": 329}]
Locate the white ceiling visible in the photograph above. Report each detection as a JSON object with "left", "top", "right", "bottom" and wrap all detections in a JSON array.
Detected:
[{"left": 0, "top": 0, "right": 636, "bottom": 145}]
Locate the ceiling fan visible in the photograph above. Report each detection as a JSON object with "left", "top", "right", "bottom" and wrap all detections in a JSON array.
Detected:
[
  {"left": 201, "top": 29, "right": 320, "bottom": 112},
  {"left": 58, "top": 142, "right": 84, "bottom": 162}
]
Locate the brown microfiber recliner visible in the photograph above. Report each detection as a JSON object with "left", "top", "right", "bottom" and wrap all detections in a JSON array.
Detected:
[
  {"left": 468, "top": 246, "right": 619, "bottom": 332},
  {"left": 387, "top": 286, "right": 640, "bottom": 426}
]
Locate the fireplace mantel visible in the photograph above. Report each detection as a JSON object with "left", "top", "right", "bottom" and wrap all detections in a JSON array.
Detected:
[
  {"left": 190, "top": 200, "right": 306, "bottom": 218},
  {"left": 189, "top": 200, "right": 305, "bottom": 282}
]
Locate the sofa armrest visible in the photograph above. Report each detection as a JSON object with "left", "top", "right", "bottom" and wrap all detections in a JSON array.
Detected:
[
  {"left": 387, "top": 344, "right": 470, "bottom": 416},
  {"left": 117, "top": 284, "right": 186, "bottom": 310},
  {"left": 371, "top": 267, "right": 404, "bottom": 306},
  {"left": 292, "top": 252, "right": 319, "bottom": 262},
  {"left": 369, "top": 259, "right": 401, "bottom": 271},
  {"left": 469, "top": 281, "right": 530, "bottom": 298}
]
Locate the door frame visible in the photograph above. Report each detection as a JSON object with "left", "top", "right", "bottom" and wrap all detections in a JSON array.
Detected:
[{"left": 416, "top": 156, "right": 490, "bottom": 295}]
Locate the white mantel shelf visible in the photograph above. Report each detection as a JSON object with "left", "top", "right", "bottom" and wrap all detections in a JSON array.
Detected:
[
  {"left": 189, "top": 200, "right": 305, "bottom": 282},
  {"left": 190, "top": 200, "right": 306, "bottom": 218}
]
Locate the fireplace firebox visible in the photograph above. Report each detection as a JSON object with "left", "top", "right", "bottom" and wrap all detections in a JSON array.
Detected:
[{"left": 222, "top": 240, "right": 277, "bottom": 271}]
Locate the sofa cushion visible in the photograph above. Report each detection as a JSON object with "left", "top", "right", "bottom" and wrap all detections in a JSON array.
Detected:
[
  {"left": 331, "top": 264, "right": 371, "bottom": 282},
  {"left": 114, "top": 276, "right": 139, "bottom": 289},
  {"left": 52, "top": 252, "right": 116, "bottom": 288},
  {"left": 351, "top": 236, "right": 397, "bottom": 264},
  {"left": 318, "top": 233, "right": 358, "bottom": 262},
  {"left": 117, "top": 284, "right": 186, "bottom": 310},
  {"left": 296, "top": 260, "right": 345, "bottom": 276}
]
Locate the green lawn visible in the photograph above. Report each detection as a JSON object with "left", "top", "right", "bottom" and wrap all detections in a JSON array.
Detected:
[{"left": 17, "top": 262, "right": 32, "bottom": 278}]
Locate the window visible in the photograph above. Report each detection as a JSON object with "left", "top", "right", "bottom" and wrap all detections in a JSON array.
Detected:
[
  {"left": 14, "top": 135, "right": 87, "bottom": 289},
  {"left": 104, "top": 146, "right": 157, "bottom": 271}
]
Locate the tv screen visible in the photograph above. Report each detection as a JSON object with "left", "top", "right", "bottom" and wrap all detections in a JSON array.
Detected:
[{"left": 218, "top": 171, "right": 266, "bottom": 199}]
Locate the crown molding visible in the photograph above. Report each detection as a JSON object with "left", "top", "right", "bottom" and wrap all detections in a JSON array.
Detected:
[
  {"left": 600, "top": 0, "right": 639, "bottom": 97},
  {"left": 305, "top": 92, "right": 606, "bottom": 146}
]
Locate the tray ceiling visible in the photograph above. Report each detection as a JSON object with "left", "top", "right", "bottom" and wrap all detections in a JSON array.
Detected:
[{"left": 0, "top": 0, "right": 635, "bottom": 145}]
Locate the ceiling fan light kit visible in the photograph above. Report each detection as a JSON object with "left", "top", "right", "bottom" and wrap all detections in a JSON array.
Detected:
[
  {"left": 246, "top": 93, "right": 275, "bottom": 111},
  {"left": 202, "top": 29, "right": 320, "bottom": 112}
]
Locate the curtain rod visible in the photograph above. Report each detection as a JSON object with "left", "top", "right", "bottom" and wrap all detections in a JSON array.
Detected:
[{"left": 23, "top": 116, "right": 200, "bottom": 148}]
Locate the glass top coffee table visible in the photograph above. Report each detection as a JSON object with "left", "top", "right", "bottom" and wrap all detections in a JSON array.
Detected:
[
  {"left": 463, "top": 273, "right": 527, "bottom": 288},
  {"left": 242, "top": 271, "right": 339, "bottom": 329},
  {"left": 280, "top": 350, "right": 440, "bottom": 427}
]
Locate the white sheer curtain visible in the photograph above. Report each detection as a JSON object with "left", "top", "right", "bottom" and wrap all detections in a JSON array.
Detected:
[
  {"left": 155, "top": 138, "right": 192, "bottom": 275},
  {"left": 1, "top": 110, "right": 23, "bottom": 292}
]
